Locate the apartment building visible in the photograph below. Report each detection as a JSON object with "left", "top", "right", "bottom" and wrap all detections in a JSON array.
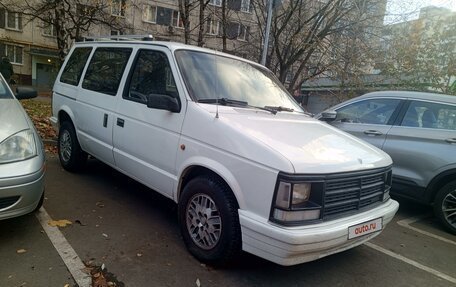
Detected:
[
  {"left": 0, "top": 8, "right": 59, "bottom": 87},
  {"left": 0, "top": 0, "right": 257, "bottom": 88}
]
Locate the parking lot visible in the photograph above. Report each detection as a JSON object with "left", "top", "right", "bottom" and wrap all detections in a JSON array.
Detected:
[{"left": 1, "top": 153, "right": 455, "bottom": 287}]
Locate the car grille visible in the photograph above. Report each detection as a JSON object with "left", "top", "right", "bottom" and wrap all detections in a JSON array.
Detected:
[
  {"left": 0, "top": 196, "right": 21, "bottom": 209},
  {"left": 323, "top": 169, "right": 391, "bottom": 219}
]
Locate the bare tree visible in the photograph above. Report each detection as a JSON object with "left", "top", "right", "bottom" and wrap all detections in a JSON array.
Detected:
[
  {"left": 250, "top": 0, "right": 385, "bottom": 93},
  {"left": 177, "top": 0, "right": 201, "bottom": 44},
  {"left": 1, "top": 0, "right": 132, "bottom": 62}
]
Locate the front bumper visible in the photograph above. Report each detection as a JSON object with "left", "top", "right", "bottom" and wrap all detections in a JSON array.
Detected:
[
  {"left": 239, "top": 199, "right": 399, "bottom": 266},
  {"left": 0, "top": 161, "right": 45, "bottom": 220}
]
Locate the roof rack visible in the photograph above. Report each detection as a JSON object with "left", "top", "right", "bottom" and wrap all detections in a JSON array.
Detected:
[{"left": 82, "top": 34, "right": 154, "bottom": 42}]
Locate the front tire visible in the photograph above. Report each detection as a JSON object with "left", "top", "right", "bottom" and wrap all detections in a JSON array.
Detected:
[
  {"left": 178, "top": 175, "right": 241, "bottom": 265},
  {"left": 33, "top": 191, "right": 44, "bottom": 212},
  {"left": 58, "top": 121, "right": 87, "bottom": 172},
  {"left": 434, "top": 180, "right": 456, "bottom": 235}
]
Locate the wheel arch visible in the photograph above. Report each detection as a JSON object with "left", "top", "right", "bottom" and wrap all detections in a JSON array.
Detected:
[
  {"left": 426, "top": 168, "right": 456, "bottom": 203},
  {"left": 176, "top": 159, "right": 245, "bottom": 210},
  {"left": 57, "top": 106, "right": 76, "bottom": 127}
]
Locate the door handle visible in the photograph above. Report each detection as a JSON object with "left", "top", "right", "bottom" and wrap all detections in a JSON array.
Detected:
[
  {"left": 445, "top": 138, "right": 456, "bottom": 144},
  {"left": 117, "top": 118, "right": 125, "bottom": 128},
  {"left": 103, "top": 114, "right": 108, "bottom": 128},
  {"left": 364, "top": 130, "right": 383, "bottom": 136}
]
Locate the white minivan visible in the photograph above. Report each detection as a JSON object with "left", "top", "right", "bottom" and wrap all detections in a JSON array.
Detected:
[{"left": 51, "top": 36, "right": 398, "bottom": 266}]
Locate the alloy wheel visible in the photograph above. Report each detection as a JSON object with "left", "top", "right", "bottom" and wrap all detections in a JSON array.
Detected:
[{"left": 186, "top": 193, "right": 222, "bottom": 250}]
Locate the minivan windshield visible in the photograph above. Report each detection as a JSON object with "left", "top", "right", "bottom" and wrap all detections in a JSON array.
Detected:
[
  {"left": 0, "top": 77, "right": 13, "bottom": 99},
  {"left": 175, "top": 50, "right": 303, "bottom": 112}
]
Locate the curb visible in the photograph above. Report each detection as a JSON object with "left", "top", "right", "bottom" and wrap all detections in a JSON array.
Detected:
[{"left": 43, "top": 139, "right": 57, "bottom": 146}]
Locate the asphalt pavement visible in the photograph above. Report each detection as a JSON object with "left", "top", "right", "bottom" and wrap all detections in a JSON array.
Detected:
[{"left": 0, "top": 153, "right": 455, "bottom": 287}]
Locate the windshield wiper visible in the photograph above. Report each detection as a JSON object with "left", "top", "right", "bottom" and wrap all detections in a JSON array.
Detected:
[
  {"left": 198, "top": 98, "right": 278, "bottom": 114},
  {"left": 264, "top": 106, "right": 294, "bottom": 113},
  {"left": 198, "top": 98, "right": 248, "bottom": 106}
]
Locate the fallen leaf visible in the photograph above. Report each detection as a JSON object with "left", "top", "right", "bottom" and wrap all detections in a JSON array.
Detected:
[
  {"left": 101, "top": 263, "right": 105, "bottom": 270},
  {"left": 93, "top": 272, "right": 108, "bottom": 287},
  {"left": 196, "top": 278, "right": 201, "bottom": 287},
  {"left": 136, "top": 253, "right": 143, "bottom": 257},
  {"left": 96, "top": 202, "right": 105, "bottom": 208},
  {"left": 64, "top": 284, "right": 70, "bottom": 287},
  {"left": 16, "top": 249, "right": 27, "bottom": 254},
  {"left": 48, "top": 220, "right": 72, "bottom": 227},
  {"left": 102, "top": 233, "right": 109, "bottom": 239}
]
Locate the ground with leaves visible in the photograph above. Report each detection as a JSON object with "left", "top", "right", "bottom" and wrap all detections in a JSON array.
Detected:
[{"left": 20, "top": 98, "right": 58, "bottom": 154}]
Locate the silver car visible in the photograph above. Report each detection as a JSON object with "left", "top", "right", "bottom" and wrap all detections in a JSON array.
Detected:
[
  {"left": 0, "top": 75, "right": 45, "bottom": 220},
  {"left": 317, "top": 91, "right": 456, "bottom": 234}
]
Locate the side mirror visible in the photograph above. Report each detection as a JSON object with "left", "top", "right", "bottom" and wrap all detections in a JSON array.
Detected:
[
  {"left": 15, "top": 86, "right": 38, "bottom": 100},
  {"left": 319, "top": 110, "right": 337, "bottom": 121},
  {"left": 146, "top": 94, "right": 180, "bottom": 113}
]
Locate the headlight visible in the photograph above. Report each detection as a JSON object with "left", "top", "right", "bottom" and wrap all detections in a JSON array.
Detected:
[
  {"left": 0, "top": 129, "right": 37, "bottom": 164},
  {"left": 383, "top": 170, "right": 392, "bottom": 201},
  {"left": 271, "top": 176, "right": 323, "bottom": 225}
]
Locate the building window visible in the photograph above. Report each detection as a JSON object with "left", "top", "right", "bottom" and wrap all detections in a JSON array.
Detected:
[
  {"left": 241, "top": 0, "right": 251, "bottom": 13},
  {"left": 206, "top": 17, "right": 220, "bottom": 35},
  {"left": 0, "top": 43, "right": 23, "bottom": 64},
  {"left": 237, "top": 24, "right": 249, "bottom": 41},
  {"left": 143, "top": 5, "right": 157, "bottom": 23},
  {"left": 172, "top": 10, "right": 183, "bottom": 28},
  {"left": 5, "top": 10, "right": 22, "bottom": 30},
  {"left": 77, "top": 4, "right": 94, "bottom": 19},
  {"left": 111, "top": 0, "right": 126, "bottom": 17},
  {"left": 43, "top": 22, "right": 57, "bottom": 37},
  {"left": 209, "top": 0, "right": 222, "bottom": 7}
]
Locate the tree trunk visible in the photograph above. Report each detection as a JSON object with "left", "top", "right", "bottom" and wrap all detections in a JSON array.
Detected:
[
  {"left": 54, "top": 0, "right": 67, "bottom": 64},
  {"left": 222, "top": 0, "right": 227, "bottom": 51},
  {"left": 197, "top": 0, "right": 206, "bottom": 46}
]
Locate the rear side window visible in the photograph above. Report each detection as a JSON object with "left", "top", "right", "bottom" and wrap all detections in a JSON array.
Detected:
[
  {"left": 401, "top": 100, "right": 456, "bottom": 130},
  {"left": 60, "top": 47, "right": 92, "bottom": 86},
  {"left": 82, "top": 47, "right": 132, "bottom": 96}
]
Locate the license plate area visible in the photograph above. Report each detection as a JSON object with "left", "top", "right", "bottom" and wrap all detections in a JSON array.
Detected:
[{"left": 348, "top": 217, "right": 383, "bottom": 239}]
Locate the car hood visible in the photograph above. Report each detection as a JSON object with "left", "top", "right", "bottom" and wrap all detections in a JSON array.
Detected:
[
  {"left": 194, "top": 105, "right": 392, "bottom": 174},
  {"left": 0, "top": 99, "right": 30, "bottom": 142}
]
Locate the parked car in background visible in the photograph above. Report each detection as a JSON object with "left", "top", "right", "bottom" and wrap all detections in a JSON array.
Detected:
[
  {"left": 50, "top": 37, "right": 398, "bottom": 266},
  {"left": 317, "top": 91, "right": 456, "bottom": 234},
  {"left": 0, "top": 76, "right": 45, "bottom": 220}
]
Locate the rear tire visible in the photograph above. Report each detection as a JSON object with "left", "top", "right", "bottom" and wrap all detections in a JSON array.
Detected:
[
  {"left": 178, "top": 175, "right": 241, "bottom": 266},
  {"left": 58, "top": 121, "right": 87, "bottom": 172},
  {"left": 434, "top": 180, "right": 456, "bottom": 235}
]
